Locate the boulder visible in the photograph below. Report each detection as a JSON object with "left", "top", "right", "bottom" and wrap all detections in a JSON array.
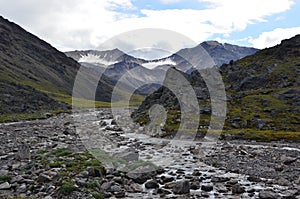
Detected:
[
  {"left": 0, "top": 182, "right": 11, "bottom": 190},
  {"left": 126, "top": 165, "right": 157, "bottom": 184},
  {"left": 201, "top": 183, "right": 213, "bottom": 192},
  {"left": 172, "top": 180, "right": 190, "bottom": 194},
  {"left": 145, "top": 180, "right": 159, "bottom": 189},
  {"left": 259, "top": 190, "right": 278, "bottom": 199},
  {"left": 232, "top": 183, "right": 245, "bottom": 194}
]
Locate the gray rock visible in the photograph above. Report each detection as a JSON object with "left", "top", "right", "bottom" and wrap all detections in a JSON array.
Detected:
[
  {"left": 0, "top": 169, "right": 9, "bottom": 176},
  {"left": 101, "top": 182, "right": 113, "bottom": 191},
  {"left": 86, "top": 167, "right": 104, "bottom": 177},
  {"left": 114, "top": 190, "right": 125, "bottom": 198},
  {"left": 37, "top": 174, "right": 51, "bottom": 183},
  {"left": 281, "top": 155, "right": 297, "bottom": 165},
  {"left": 211, "top": 176, "right": 230, "bottom": 183},
  {"left": 216, "top": 184, "right": 227, "bottom": 193},
  {"left": 190, "top": 181, "right": 200, "bottom": 190},
  {"left": 99, "top": 120, "right": 107, "bottom": 127},
  {"left": 102, "top": 162, "right": 115, "bottom": 174},
  {"left": 201, "top": 183, "right": 213, "bottom": 192},
  {"left": 172, "top": 180, "right": 190, "bottom": 194},
  {"left": 161, "top": 175, "right": 174, "bottom": 183},
  {"left": 276, "top": 177, "right": 291, "bottom": 186},
  {"left": 259, "top": 190, "right": 279, "bottom": 199},
  {"left": 11, "top": 175, "right": 24, "bottom": 183},
  {"left": 282, "top": 189, "right": 298, "bottom": 198},
  {"left": 113, "top": 150, "right": 139, "bottom": 162},
  {"left": 145, "top": 180, "right": 159, "bottom": 189},
  {"left": 127, "top": 183, "right": 143, "bottom": 193},
  {"left": 126, "top": 165, "right": 157, "bottom": 184},
  {"left": 17, "top": 184, "right": 27, "bottom": 193},
  {"left": 111, "top": 185, "right": 122, "bottom": 192},
  {"left": 232, "top": 183, "right": 245, "bottom": 194},
  {"left": 0, "top": 182, "right": 11, "bottom": 190},
  {"left": 254, "top": 119, "right": 266, "bottom": 129},
  {"left": 105, "top": 126, "right": 122, "bottom": 131}
]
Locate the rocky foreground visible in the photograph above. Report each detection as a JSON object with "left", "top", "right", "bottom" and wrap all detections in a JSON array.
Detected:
[{"left": 0, "top": 109, "right": 299, "bottom": 198}]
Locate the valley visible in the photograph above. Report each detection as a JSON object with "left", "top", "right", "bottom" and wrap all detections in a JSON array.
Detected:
[
  {"left": 0, "top": 109, "right": 298, "bottom": 198},
  {"left": 0, "top": 15, "right": 299, "bottom": 199}
]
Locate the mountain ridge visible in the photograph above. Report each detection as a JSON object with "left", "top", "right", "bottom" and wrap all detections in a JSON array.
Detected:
[{"left": 132, "top": 34, "right": 300, "bottom": 140}]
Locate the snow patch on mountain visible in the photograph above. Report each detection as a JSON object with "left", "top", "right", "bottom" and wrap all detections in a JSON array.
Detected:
[
  {"left": 142, "top": 58, "right": 176, "bottom": 69},
  {"left": 78, "top": 54, "right": 118, "bottom": 66}
]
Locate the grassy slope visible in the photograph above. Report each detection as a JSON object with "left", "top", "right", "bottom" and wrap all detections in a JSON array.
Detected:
[
  {"left": 0, "top": 16, "right": 144, "bottom": 122},
  {"left": 133, "top": 35, "right": 300, "bottom": 141}
]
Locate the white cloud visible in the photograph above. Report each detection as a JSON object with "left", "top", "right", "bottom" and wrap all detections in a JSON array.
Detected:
[
  {"left": 249, "top": 27, "right": 300, "bottom": 49},
  {"left": 0, "top": 0, "right": 295, "bottom": 51}
]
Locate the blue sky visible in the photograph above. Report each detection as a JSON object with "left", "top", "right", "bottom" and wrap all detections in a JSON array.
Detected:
[{"left": 0, "top": 0, "right": 299, "bottom": 56}]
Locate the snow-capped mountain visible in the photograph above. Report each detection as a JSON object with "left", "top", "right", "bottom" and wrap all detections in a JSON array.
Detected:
[
  {"left": 151, "top": 41, "right": 259, "bottom": 72},
  {"left": 65, "top": 42, "right": 258, "bottom": 95}
]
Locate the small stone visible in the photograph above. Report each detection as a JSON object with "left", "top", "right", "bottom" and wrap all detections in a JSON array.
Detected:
[
  {"left": 37, "top": 174, "right": 51, "bottom": 183},
  {"left": 190, "top": 182, "right": 200, "bottom": 190},
  {"left": 259, "top": 190, "right": 279, "bottom": 199},
  {"left": 281, "top": 155, "right": 297, "bottom": 165},
  {"left": 232, "top": 184, "right": 245, "bottom": 194},
  {"left": 201, "top": 184, "right": 213, "bottom": 192},
  {"left": 126, "top": 165, "right": 157, "bottom": 184},
  {"left": 274, "top": 164, "right": 284, "bottom": 172},
  {"left": 276, "top": 177, "right": 291, "bottom": 186},
  {"left": 247, "top": 176, "right": 261, "bottom": 182},
  {"left": 161, "top": 175, "right": 174, "bottom": 183},
  {"left": 17, "top": 184, "right": 27, "bottom": 193},
  {"left": 0, "top": 170, "right": 9, "bottom": 176},
  {"left": 173, "top": 180, "right": 190, "bottom": 194},
  {"left": 113, "top": 151, "right": 139, "bottom": 162},
  {"left": 157, "top": 188, "right": 172, "bottom": 195},
  {"left": 211, "top": 176, "right": 230, "bottom": 183},
  {"left": 86, "top": 167, "right": 103, "bottom": 177},
  {"left": 114, "top": 190, "right": 125, "bottom": 198},
  {"left": 111, "top": 185, "right": 122, "bottom": 192},
  {"left": 145, "top": 180, "right": 159, "bottom": 189},
  {"left": 101, "top": 182, "right": 113, "bottom": 191},
  {"left": 78, "top": 170, "right": 89, "bottom": 178},
  {"left": 0, "top": 182, "right": 11, "bottom": 190},
  {"left": 216, "top": 184, "right": 227, "bottom": 193},
  {"left": 128, "top": 183, "right": 143, "bottom": 193}
]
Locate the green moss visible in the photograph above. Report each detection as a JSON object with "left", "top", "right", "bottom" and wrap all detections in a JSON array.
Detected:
[
  {"left": 0, "top": 175, "right": 11, "bottom": 183},
  {"left": 37, "top": 149, "right": 48, "bottom": 154},
  {"left": 91, "top": 192, "right": 104, "bottom": 199},
  {"left": 49, "top": 148, "right": 73, "bottom": 157},
  {"left": 60, "top": 181, "right": 77, "bottom": 196},
  {"left": 223, "top": 129, "right": 300, "bottom": 142},
  {"left": 87, "top": 180, "right": 101, "bottom": 190}
]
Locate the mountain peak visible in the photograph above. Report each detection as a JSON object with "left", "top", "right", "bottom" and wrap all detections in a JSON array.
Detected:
[{"left": 201, "top": 40, "right": 222, "bottom": 47}]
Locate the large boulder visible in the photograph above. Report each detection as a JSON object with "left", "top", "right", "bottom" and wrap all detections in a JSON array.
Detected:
[
  {"left": 172, "top": 180, "right": 190, "bottom": 194},
  {"left": 126, "top": 165, "right": 157, "bottom": 184}
]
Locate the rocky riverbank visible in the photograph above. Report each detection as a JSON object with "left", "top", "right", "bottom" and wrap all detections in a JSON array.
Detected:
[{"left": 0, "top": 109, "right": 299, "bottom": 198}]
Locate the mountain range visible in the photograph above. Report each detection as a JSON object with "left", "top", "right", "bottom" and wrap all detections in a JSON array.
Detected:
[
  {"left": 132, "top": 35, "right": 300, "bottom": 140},
  {"left": 65, "top": 41, "right": 258, "bottom": 95},
  {"left": 2, "top": 14, "right": 296, "bottom": 138}
]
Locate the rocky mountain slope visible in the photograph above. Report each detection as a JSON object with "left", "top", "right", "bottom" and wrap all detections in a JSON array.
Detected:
[
  {"left": 0, "top": 16, "right": 133, "bottom": 121},
  {"left": 132, "top": 35, "right": 300, "bottom": 140},
  {"left": 65, "top": 49, "right": 164, "bottom": 95},
  {"left": 66, "top": 41, "right": 258, "bottom": 96},
  {"left": 153, "top": 41, "right": 258, "bottom": 72},
  {"left": 0, "top": 16, "right": 80, "bottom": 119}
]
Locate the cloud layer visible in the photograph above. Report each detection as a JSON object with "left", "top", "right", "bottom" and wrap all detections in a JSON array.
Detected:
[
  {"left": 250, "top": 27, "right": 300, "bottom": 49},
  {"left": 0, "top": 0, "right": 296, "bottom": 51}
]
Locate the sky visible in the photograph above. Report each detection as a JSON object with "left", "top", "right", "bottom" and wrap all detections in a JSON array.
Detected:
[{"left": 0, "top": 0, "right": 300, "bottom": 58}]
